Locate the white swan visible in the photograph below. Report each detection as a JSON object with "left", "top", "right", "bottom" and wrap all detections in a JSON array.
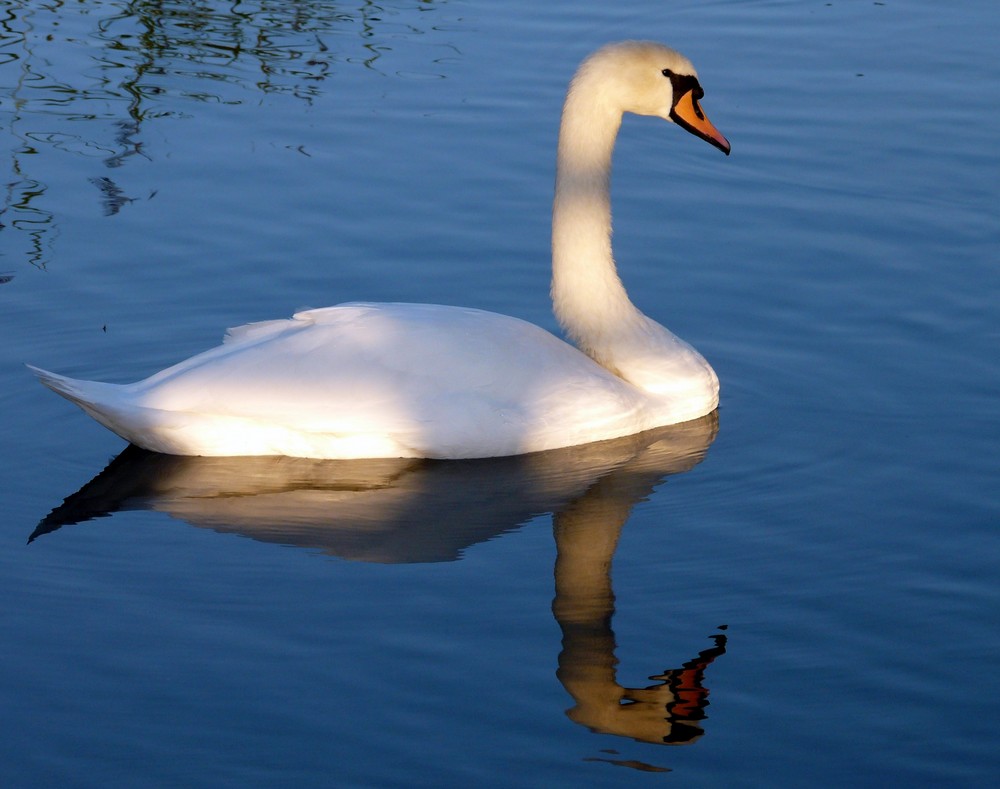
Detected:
[{"left": 30, "top": 41, "right": 730, "bottom": 460}]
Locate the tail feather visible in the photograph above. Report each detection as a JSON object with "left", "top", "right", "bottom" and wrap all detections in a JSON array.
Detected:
[
  {"left": 26, "top": 363, "right": 137, "bottom": 435},
  {"left": 28, "top": 364, "right": 205, "bottom": 454},
  {"left": 27, "top": 364, "right": 115, "bottom": 407}
]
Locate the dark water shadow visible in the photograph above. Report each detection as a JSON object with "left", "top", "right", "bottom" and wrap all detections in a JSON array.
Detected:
[{"left": 33, "top": 413, "right": 727, "bottom": 764}]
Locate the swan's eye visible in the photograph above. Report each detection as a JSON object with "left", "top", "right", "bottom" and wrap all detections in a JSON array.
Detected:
[{"left": 661, "top": 68, "right": 673, "bottom": 78}]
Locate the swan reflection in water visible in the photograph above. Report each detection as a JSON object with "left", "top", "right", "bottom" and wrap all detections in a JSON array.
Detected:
[{"left": 33, "top": 414, "right": 726, "bottom": 755}]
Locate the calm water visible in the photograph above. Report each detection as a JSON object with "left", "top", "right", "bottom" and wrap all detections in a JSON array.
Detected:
[{"left": 2, "top": 1, "right": 998, "bottom": 786}]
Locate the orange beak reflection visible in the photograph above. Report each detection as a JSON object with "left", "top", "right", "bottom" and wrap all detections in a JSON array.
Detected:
[{"left": 671, "top": 89, "right": 731, "bottom": 155}]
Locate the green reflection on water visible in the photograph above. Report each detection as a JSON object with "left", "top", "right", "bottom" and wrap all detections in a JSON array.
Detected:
[{"left": 0, "top": 0, "right": 449, "bottom": 268}]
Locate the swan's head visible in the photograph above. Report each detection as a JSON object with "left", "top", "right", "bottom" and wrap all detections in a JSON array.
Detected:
[{"left": 573, "top": 41, "right": 730, "bottom": 155}]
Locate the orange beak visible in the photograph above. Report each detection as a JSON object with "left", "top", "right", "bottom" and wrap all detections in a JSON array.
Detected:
[{"left": 670, "top": 89, "right": 731, "bottom": 155}]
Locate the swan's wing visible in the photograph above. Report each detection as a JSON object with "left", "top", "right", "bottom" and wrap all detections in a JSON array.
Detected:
[{"left": 119, "top": 303, "right": 647, "bottom": 457}]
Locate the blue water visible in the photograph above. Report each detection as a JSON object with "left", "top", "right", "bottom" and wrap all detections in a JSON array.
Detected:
[{"left": 2, "top": 1, "right": 998, "bottom": 786}]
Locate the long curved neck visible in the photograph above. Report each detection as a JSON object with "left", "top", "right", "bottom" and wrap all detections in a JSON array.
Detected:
[{"left": 551, "top": 81, "right": 644, "bottom": 368}]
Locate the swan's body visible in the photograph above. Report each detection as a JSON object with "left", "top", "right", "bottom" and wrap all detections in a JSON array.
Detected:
[{"left": 31, "top": 41, "right": 730, "bottom": 460}]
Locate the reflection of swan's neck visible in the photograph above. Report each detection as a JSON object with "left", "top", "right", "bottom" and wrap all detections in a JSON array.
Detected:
[
  {"left": 551, "top": 487, "right": 627, "bottom": 629},
  {"left": 551, "top": 73, "right": 645, "bottom": 370},
  {"left": 551, "top": 457, "right": 725, "bottom": 746}
]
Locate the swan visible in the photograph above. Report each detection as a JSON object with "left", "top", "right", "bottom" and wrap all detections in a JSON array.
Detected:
[{"left": 29, "top": 41, "right": 730, "bottom": 460}]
